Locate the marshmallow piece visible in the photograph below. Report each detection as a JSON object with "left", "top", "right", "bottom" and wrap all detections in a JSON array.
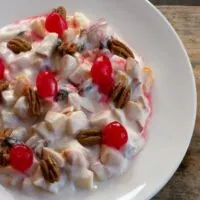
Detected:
[
  {"left": 13, "top": 96, "right": 29, "bottom": 119},
  {"left": 31, "top": 17, "right": 46, "bottom": 38},
  {"left": 32, "top": 122, "right": 53, "bottom": 140},
  {"left": 68, "top": 93, "right": 82, "bottom": 110},
  {"left": 43, "top": 147, "right": 65, "bottom": 168},
  {"left": 66, "top": 111, "right": 89, "bottom": 135},
  {"left": 90, "top": 110, "right": 116, "bottom": 129},
  {"left": 1, "top": 90, "right": 16, "bottom": 107},
  {"left": 68, "top": 62, "right": 91, "bottom": 85},
  {"left": 126, "top": 57, "right": 142, "bottom": 81},
  {"left": 0, "top": 110, "right": 20, "bottom": 128},
  {"left": 91, "top": 162, "right": 107, "bottom": 181},
  {"left": 124, "top": 101, "right": 147, "bottom": 127},
  {"left": 73, "top": 168, "right": 94, "bottom": 189},
  {"left": 45, "top": 111, "right": 68, "bottom": 134},
  {"left": 11, "top": 127, "right": 27, "bottom": 141},
  {"left": 59, "top": 54, "right": 78, "bottom": 78},
  {"left": 35, "top": 33, "right": 58, "bottom": 57}
]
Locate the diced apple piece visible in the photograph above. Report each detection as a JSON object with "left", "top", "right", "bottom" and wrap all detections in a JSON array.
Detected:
[
  {"left": 126, "top": 57, "right": 142, "bottom": 81},
  {"left": 13, "top": 76, "right": 30, "bottom": 97},
  {"left": 73, "top": 168, "right": 94, "bottom": 189},
  {"left": 124, "top": 101, "right": 146, "bottom": 127},
  {"left": 73, "top": 12, "right": 90, "bottom": 29},
  {"left": 13, "top": 96, "right": 29, "bottom": 119},
  {"left": 1, "top": 90, "right": 16, "bottom": 107},
  {"left": 90, "top": 110, "right": 116, "bottom": 129},
  {"left": 59, "top": 54, "right": 78, "bottom": 78},
  {"left": 35, "top": 33, "right": 58, "bottom": 57},
  {"left": 43, "top": 147, "right": 65, "bottom": 168},
  {"left": 66, "top": 111, "right": 89, "bottom": 136},
  {"left": 32, "top": 122, "right": 53, "bottom": 140},
  {"left": 110, "top": 55, "right": 126, "bottom": 71},
  {"left": 68, "top": 62, "right": 91, "bottom": 85},
  {"left": 0, "top": 110, "right": 20, "bottom": 128},
  {"left": 122, "top": 132, "right": 145, "bottom": 159},
  {"left": 31, "top": 17, "right": 46, "bottom": 38},
  {"left": 45, "top": 111, "right": 68, "bottom": 134},
  {"left": 68, "top": 93, "right": 82, "bottom": 111},
  {"left": 11, "top": 127, "right": 27, "bottom": 141},
  {"left": 91, "top": 162, "right": 107, "bottom": 181},
  {"left": 143, "top": 66, "right": 154, "bottom": 93}
]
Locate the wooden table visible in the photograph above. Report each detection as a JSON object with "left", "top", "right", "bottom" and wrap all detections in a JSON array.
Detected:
[{"left": 154, "top": 6, "right": 200, "bottom": 200}]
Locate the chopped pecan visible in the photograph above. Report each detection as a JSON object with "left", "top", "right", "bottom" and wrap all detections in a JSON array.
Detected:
[
  {"left": 0, "top": 80, "right": 9, "bottom": 92},
  {"left": 0, "top": 147, "right": 10, "bottom": 167},
  {"left": 111, "top": 82, "right": 131, "bottom": 108},
  {"left": 0, "top": 128, "right": 13, "bottom": 142},
  {"left": 53, "top": 6, "right": 67, "bottom": 20},
  {"left": 25, "top": 88, "right": 41, "bottom": 116},
  {"left": 7, "top": 37, "right": 32, "bottom": 54},
  {"left": 76, "top": 128, "right": 101, "bottom": 146},
  {"left": 40, "top": 157, "right": 60, "bottom": 183},
  {"left": 58, "top": 42, "right": 77, "bottom": 56},
  {"left": 108, "top": 39, "right": 134, "bottom": 59}
]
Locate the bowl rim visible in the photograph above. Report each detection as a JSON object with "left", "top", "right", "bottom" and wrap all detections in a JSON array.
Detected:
[{"left": 145, "top": 0, "right": 197, "bottom": 199}]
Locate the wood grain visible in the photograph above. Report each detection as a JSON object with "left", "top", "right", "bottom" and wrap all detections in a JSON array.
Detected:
[{"left": 154, "top": 6, "right": 200, "bottom": 200}]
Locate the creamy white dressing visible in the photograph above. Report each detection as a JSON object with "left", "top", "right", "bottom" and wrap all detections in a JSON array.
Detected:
[{"left": 0, "top": 10, "right": 153, "bottom": 195}]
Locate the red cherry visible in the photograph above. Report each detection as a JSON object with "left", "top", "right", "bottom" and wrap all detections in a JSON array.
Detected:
[
  {"left": 45, "top": 12, "right": 68, "bottom": 36},
  {"left": 36, "top": 70, "right": 58, "bottom": 98},
  {"left": 102, "top": 121, "right": 128, "bottom": 149},
  {"left": 0, "top": 58, "right": 5, "bottom": 79},
  {"left": 10, "top": 144, "right": 33, "bottom": 172},
  {"left": 91, "top": 54, "right": 114, "bottom": 95}
]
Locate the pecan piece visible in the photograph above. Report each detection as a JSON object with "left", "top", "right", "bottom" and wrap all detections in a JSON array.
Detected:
[
  {"left": 76, "top": 128, "right": 101, "bottom": 146},
  {"left": 40, "top": 157, "right": 60, "bottom": 183},
  {"left": 0, "top": 147, "right": 10, "bottom": 167},
  {"left": 58, "top": 42, "right": 77, "bottom": 56},
  {"left": 0, "top": 128, "right": 13, "bottom": 141},
  {"left": 0, "top": 80, "right": 9, "bottom": 92},
  {"left": 111, "top": 82, "right": 131, "bottom": 109},
  {"left": 7, "top": 37, "right": 32, "bottom": 54},
  {"left": 108, "top": 39, "right": 134, "bottom": 59},
  {"left": 25, "top": 88, "right": 41, "bottom": 116},
  {"left": 53, "top": 6, "right": 67, "bottom": 20}
]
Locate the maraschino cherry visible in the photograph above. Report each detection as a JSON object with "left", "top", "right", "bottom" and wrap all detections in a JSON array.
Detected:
[
  {"left": 10, "top": 144, "right": 33, "bottom": 172},
  {"left": 91, "top": 54, "right": 114, "bottom": 95},
  {"left": 102, "top": 121, "right": 128, "bottom": 149},
  {"left": 36, "top": 70, "right": 58, "bottom": 98},
  {"left": 45, "top": 12, "right": 68, "bottom": 36},
  {"left": 0, "top": 58, "right": 5, "bottom": 80}
]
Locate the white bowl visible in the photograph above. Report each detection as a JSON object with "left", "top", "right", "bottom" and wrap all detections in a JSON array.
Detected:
[{"left": 0, "top": 0, "right": 196, "bottom": 200}]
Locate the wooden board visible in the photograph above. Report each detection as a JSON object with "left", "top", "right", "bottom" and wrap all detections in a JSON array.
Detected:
[{"left": 154, "top": 6, "right": 200, "bottom": 200}]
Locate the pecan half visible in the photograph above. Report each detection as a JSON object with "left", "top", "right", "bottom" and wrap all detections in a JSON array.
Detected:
[
  {"left": 53, "top": 6, "right": 67, "bottom": 20},
  {"left": 25, "top": 88, "right": 41, "bottom": 116},
  {"left": 108, "top": 39, "right": 134, "bottom": 59},
  {"left": 0, "top": 80, "right": 9, "bottom": 92},
  {"left": 0, "top": 128, "right": 13, "bottom": 142},
  {"left": 76, "top": 128, "right": 101, "bottom": 146},
  {"left": 111, "top": 82, "right": 131, "bottom": 108},
  {"left": 40, "top": 157, "right": 60, "bottom": 183},
  {"left": 7, "top": 37, "right": 32, "bottom": 54},
  {"left": 58, "top": 42, "right": 77, "bottom": 56},
  {"left": 0, "top": 147, "right": 10, "bottom": 167}
]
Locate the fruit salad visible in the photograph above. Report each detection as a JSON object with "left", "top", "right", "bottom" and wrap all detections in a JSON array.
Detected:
[{"left": 0, "top": 6, "right": 153, "bottom": 194}]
